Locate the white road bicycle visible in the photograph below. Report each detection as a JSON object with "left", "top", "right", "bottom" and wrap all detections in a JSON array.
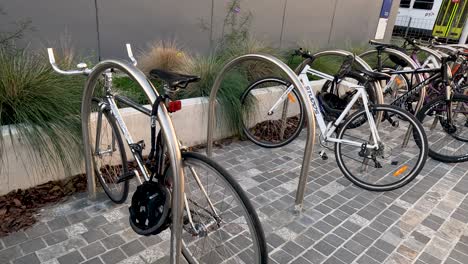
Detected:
[{"left": 241, "top": 51, "right": 428, "bottom": 191}]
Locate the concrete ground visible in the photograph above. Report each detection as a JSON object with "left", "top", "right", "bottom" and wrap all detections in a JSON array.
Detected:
[{"left": 1, "top": 134, "right": 468, "bottom": 264}]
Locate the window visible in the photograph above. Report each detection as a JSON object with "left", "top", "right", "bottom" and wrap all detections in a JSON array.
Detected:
[
  {"left": 413, "top": 0, "right": 434, "bottom": 10},
  {"left": 400, "top": 0, "right": 411, "bottom": 8}
]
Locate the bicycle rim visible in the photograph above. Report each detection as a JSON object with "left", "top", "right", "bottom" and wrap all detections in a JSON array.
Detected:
[
  {"left": 90, "top": 99, "right": 129, "bottom": 203},
  {"left": 160, "top": 152, "right": 267, "bottom": 263},
  {"left": 417, "top": 95, "right": 468, "bottom": 162},
  {"left": 335, "top": 105, "right": 427, "bottom": 191},
  {"left": 241, "top": 78, "right": 304, "bottom": 148}
]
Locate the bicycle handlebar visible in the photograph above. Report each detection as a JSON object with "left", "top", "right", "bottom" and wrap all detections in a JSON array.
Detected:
[
  {"left": 47, "top": 48, "right": 91, "bottom": 75},
  {"left": 126, "top": 43, "right": 137, "bottom": 66},
  {"left": 48, "top": 44, "right": 137, "bottom": 75}
]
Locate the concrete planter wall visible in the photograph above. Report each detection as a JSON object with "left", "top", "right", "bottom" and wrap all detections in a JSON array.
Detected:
[{"left": 0, "top": 80, "right": 326, "bottom": 195}]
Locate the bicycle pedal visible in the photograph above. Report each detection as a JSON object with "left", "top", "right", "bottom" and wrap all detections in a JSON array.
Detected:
[
  {"left": 117, "top": 170, "right": 136, "bottom": 183},
  {"left": 318, "top": 150, "right": 328, "bottom": 160}
]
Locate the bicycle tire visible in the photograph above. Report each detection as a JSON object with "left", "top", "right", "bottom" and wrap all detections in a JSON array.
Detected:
[
  {"left": 91, "top": 98, "right": 129, "bottom": 203},
  {"left": 335, "top": 104, "right": 428, "bottom": 191},
  {"left": 416, "top": 94, "right": 468, "bottom": 163},
  {"left": 240, "top": 77, "right": 305, "bottom": 148},
  {"left": 179, "top": 152, "right": 268, "bottom": 264}
]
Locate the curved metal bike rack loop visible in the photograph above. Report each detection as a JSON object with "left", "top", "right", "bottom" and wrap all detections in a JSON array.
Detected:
[
  {"left": 295, "top": 50, "right": 385, "bottom": 105},
  {"left": 360, "top": 48, "right": 426, "bottom": 112},
  {"left": 447, "top": 44, "right": 468, "bottom": 49},
  {"left": 205, "top": 54, "right": 316, "bottom": 211},
  {"left": 81, "top": 60, "right": 184, "bottom": 264},
  {"left": 417, "top": 46, "right": 443, "bottom": 67},
  {"left": 433, "top": 45, "right": 461, "bottom": 55}
]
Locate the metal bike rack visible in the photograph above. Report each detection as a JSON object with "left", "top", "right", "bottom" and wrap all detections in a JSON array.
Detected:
[
  {"left": 295, "top": 50, "right": 385, "bottom": 105},
  {"left": 81, "top": 60, "right": 185, "bottom": 264},
  {"left": 205, "top": 54, "right": 316, "bottom": 211},
  {"left": 433, "top": 45, "right": 462, "bottom": 55},
  {"left": 360, "top": 48, "right": 426, "bottom": 111}
]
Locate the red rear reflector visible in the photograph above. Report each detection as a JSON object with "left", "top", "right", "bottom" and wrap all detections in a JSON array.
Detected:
[{"left": 168, "top": 100, "right": 182, "bottom": 112}]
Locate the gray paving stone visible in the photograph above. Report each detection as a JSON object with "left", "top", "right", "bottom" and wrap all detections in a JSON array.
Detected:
[
  {"left": 302, "top": 248, "right": 326, "bottom": 264},
  {"left": 313, "top": 240, "right": 335, "bottom": 256},
  {"left": 12, "top": 253, "right": 40, "bottom": 264},
  {"left": 3, "top": 231, "right": 28, "bottom": 247},
  {"left": 82, "top": 257, "right": 104, "bottom": 264},
  {"left": 83, "top": 215, "right": 109, "bottom": 230},
  {"left": 57, "top": 250, "right": 84, "bottom": 264},
  {"left": 19, "top": 238, "right": 46, "bottom": 254},
  {"left": 47, "top": 217, "right": 71, "bottom": 231},
  {"left": 81, "top": 229, "right": 107, "bottom": 243},
  {"left": 24, "top": 223, "right": 50, "bottom": 239},
  {"left": 101, "top": 248, "right": 126, "bottom": 264},
  {"left": 138, "top": 235, "right": 163, "bottom": 247},
  {"left": 366, "top": 246, "right": 388, "bottom": 263},
  {"left": 43, "top": 230, "right": 69, "bottom": 246},
  {"left": 0, "top": 246, "right": 23, "bottom": 263},
  {"left": 449, "top": 249, "right": 468, "bottom": 264},
  {"left": 323, "top": 256, "right": 345, "bottom": 264},
  {"left": 419, "top": 252, "right": 442, "bottom": 264},
  {"left": 67, "top": 211, "right": 91, "bottom": 224},
  {"left": 101, "top": 234, "right": 125, "bottom": 249},
  {"left": 80, "top": 241, "right": 106, "bottom": 259},
  {"left": 120, "top": 239, "right": 145, "bottom": 257},
  {"left": 271, "top": 249, "right": 294, "bottom": 263}
]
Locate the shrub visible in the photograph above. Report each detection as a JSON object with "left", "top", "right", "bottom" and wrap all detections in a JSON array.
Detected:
[
  {"left": 137, "top": 40, "right": 193, "bottom": 75},
  {"left": 0, "top": 46, "right": 84, "bottom": 175}
]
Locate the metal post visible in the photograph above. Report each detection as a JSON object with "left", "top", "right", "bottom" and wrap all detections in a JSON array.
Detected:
[
  {"left": 205, "top": 54, "right": 316, "bottom": 211},
  {"left": 279, "top": 0, "right": 288, "bottom": 48},
  {"left": 328, "top": 0, "right": 339, "bottom": 45},
  {"left": 93, "top": 0, "right": 102, "bottom": 61},
  {"left": 404, "top": 17, "right": 412, "bottom": 38},
  {"left": 81, "top": 60, "right": 185, "bottom": 264}
]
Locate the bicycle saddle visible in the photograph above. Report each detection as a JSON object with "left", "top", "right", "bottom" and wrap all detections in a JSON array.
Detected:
[
  {"left": 149, "top": 69, "right": 200, "bottom": 89},
  {"left": 359, "top": 69, "right": 391, "bottom": 81},
  {"left": 369, "top": 40, "right": 401, "bottom": 50}
]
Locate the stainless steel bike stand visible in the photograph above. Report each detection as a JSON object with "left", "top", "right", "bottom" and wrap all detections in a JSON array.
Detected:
[
  {"left": 205, "top": 54, "right": 316, "bottom": 212},
  {"left": 81, "top": 60, "right": 185, "bottom": 264}
]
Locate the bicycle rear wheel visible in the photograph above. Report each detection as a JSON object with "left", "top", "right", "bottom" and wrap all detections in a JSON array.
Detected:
[
  {"left": 416, "top": 94, "right": 468, "bottom": 163},
  {"left": 335, "top": 105, "right": 428, "bottom": 191},
  {"left": 240, "top": 77, "right": 305, "bottom": 148},
  {"left": 174, "top": 152, "right": 268, "bottom": 264},
  {"left": 90, "top": 98, "right": 129, "bottom": 203}
]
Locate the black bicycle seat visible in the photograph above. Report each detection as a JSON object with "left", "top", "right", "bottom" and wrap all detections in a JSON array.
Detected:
[
  {"left": 359, "top": 69, "right": 391, "bottom": 81},
  {"left": 369, "top": 40, "right": 401, "bottom": 50},
  {"left": 149, "top": 69, "right": 200, "bottom": 89}
]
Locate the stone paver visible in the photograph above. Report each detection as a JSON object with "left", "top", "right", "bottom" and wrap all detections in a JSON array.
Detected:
[{"left": 1, "top": 133, "right": 468, "bottom": 263}]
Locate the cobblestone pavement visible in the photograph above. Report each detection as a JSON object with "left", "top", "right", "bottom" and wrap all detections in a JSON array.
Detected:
[{"left": 1, "top": 133, "right": 468, "bottom": 264}]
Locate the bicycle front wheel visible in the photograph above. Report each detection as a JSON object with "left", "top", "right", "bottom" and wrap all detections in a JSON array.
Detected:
[
  {"left": 416, "top": 94, "right": 468, "bottom": 162},
  {"left": 90, "top": 98, "right": 129, "bottom": 203},
  {"left": 335, "top": 105, "right": 428, "bottom": 191},
  {"left": 180, "top": 152, "right": 267, "bottom": 264},
  {"left": 241, "top": 77, "right": 305, "bottom": 148}
]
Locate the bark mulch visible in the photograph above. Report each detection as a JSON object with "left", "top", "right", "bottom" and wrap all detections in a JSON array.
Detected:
[{"left": 0, "top": 173, "right": 87, "bottom": 237}]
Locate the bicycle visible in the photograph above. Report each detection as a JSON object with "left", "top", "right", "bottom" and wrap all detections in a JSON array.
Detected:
[
  {"left": 241, "top": 50, "right": 428, "bottom": 191},
  {"left": 360, "top": 41, "right": 468, "bottom": 163},
  {"left": 48, "top": 45, "right": 267, "bottom": 264}
]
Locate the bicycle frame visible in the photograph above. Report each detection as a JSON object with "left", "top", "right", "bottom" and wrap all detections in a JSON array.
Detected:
[{"left": 269, "top": 64, "right": 381, "bottom": 150}]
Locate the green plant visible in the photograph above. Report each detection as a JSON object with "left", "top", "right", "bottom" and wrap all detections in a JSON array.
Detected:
[{"left": 0, "top": 46, "right": 84, "bottom": 175}]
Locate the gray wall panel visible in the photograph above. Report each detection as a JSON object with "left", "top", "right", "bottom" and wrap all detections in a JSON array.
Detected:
[{"left": 0, "top": 0, "right": 401, "bottom": 59}]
